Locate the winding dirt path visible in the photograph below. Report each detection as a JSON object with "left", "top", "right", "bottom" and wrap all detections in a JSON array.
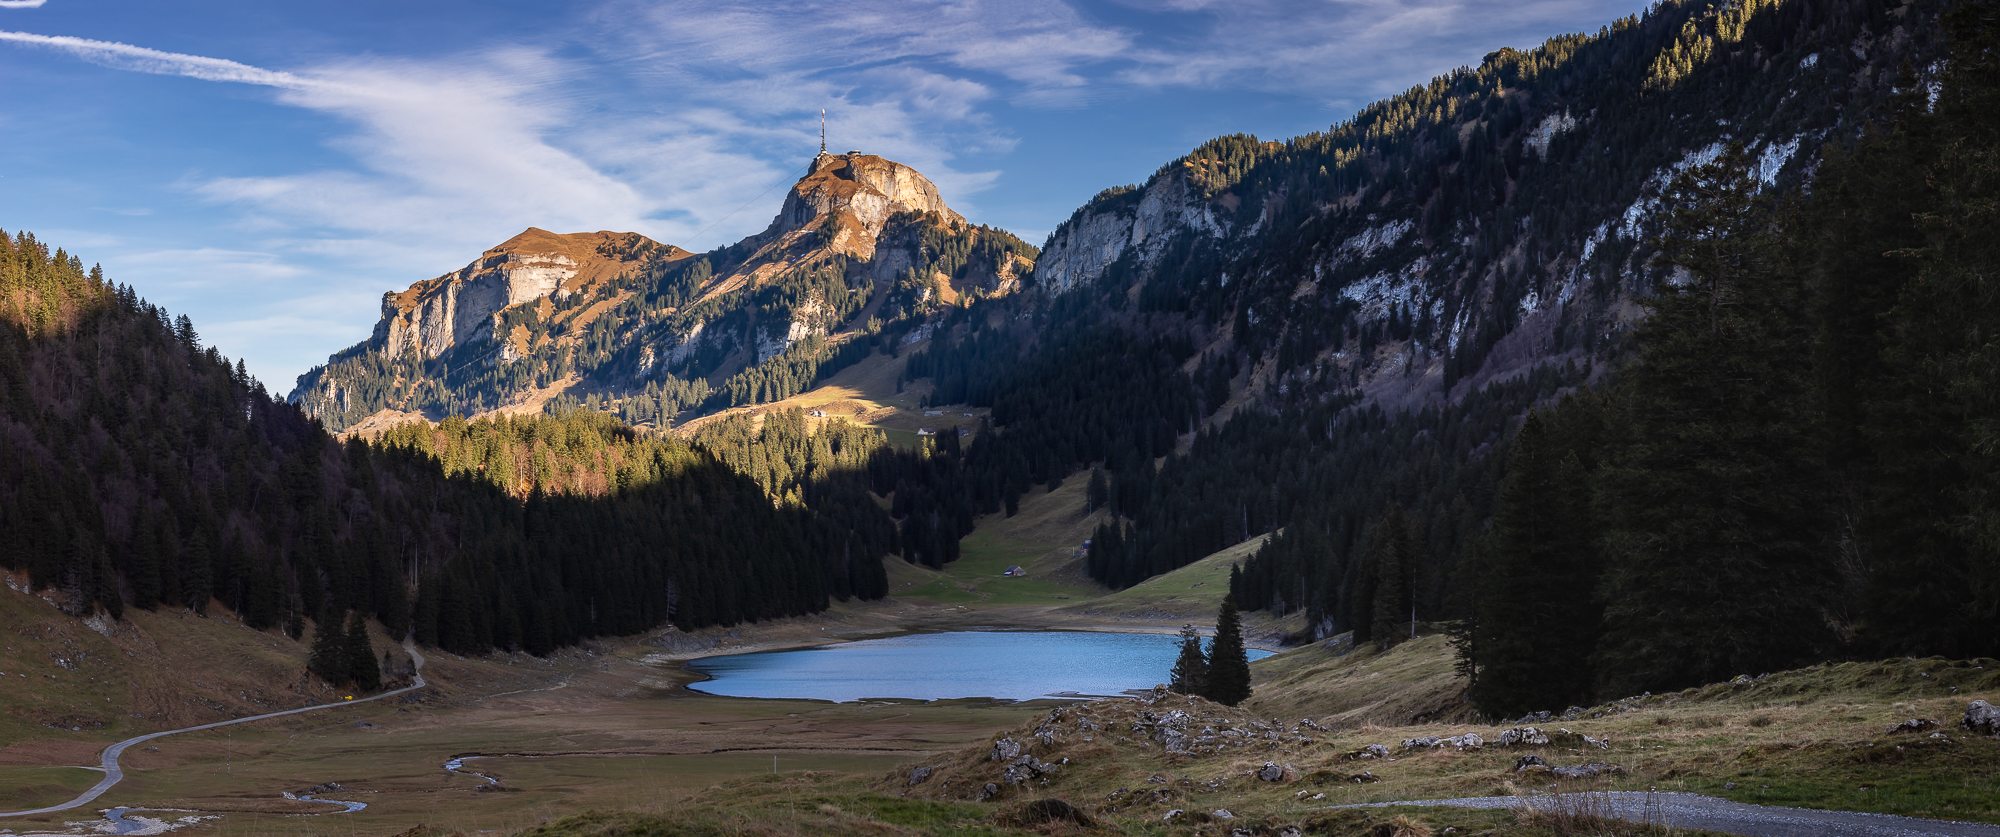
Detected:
[
  {"left": 0, "top": 643, "right": 427, "bottom": 819},
  {"left": 1330, "top": 791, "right": 2000, "bottom": 837}
]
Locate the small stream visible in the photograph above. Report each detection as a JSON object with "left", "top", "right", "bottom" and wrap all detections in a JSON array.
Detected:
[
  {"left": 443, "top": 756, "right": 499, "bottom": 786},
  {"left": 16, "top": 794, "right": 365, "bottom": 837}
]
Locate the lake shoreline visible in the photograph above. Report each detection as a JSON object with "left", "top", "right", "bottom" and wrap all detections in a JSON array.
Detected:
[{"left": 675, "top": 629, "right": 1278, "bottom": 704}]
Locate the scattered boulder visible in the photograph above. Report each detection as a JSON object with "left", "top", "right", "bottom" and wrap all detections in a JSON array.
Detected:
[
  {"left": 1001, "top": 754, "right": 1061, "bottom": 784},
  {"left": 1497, "top": 727, "right": 1550, "bottom": 747},
  {"left": 989, "top": 737, "right": 1023, "bottom": 761},
  {"left": 1512, "top": 754, "right": 1549, "bottom": 772},
  {"left": 1400, "top": 733, "right": 1483, "bottom": 752},
  {"left": 1887, "top": 718, "right": 1939, "bottom": 735},
  {"left": 906, "top": 766, "right": 934, "bottom": 786},
  {"left": 1163, "top": 809, "right": 1185, "bottom": 820},
  {"left": 1212, "top": 809, "right": 1235, "bottom": 819},
  {"left": 1964, "top": 700, "right": 2000, "bottom": 737},
  {"left": 976, "top": 782, "right": 1001, "bottom": 801},
  {"left": 1257, "top": 762, "right": 1293, "bottom": 782},
  {"left": 1551, "top": 763, "right": 1625, "bottom": 779},
  {"left": 1340, "top": 744, "right": 1390, "bottom": 761}
]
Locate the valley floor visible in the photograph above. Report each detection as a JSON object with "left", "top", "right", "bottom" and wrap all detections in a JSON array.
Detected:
[{"left": 0, "top": 477, "right": 1993, "bottom": 837}]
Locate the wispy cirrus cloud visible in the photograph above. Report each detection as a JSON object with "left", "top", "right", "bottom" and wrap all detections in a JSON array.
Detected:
[
  {"left": 0, "top": 1, "right": 50, "bottom": 8},
  {"left": 0, "top": 29, "right": 323, "bottom": 88}
]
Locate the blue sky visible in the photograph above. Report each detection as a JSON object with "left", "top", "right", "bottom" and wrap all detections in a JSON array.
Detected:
[{"left": 2, "top": 0, "right": 1649, "bottom": 391}]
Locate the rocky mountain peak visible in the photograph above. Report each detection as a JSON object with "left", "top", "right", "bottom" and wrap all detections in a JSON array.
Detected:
[
  {"left": 370, "top": 228, "right": 680, "bottom": 361},
  {"left": 760, "top": 152, "right": 963, "bottom": 260}
]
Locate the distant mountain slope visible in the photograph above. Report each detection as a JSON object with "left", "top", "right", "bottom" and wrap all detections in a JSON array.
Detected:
[
  {"left": 292, "top": 152, "right": 1037, "bottom": 432},
  {"left": 1033, "top": 0, "right": 1943, "bottom": 410}
]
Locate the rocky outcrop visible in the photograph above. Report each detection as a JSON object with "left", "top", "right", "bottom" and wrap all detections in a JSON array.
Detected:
[
  {"left": 1034, "top": 173, "right": 1228, "bottom": 295},
  {"left": 1965, "top": 699, "right": 2000, "bottom": 737},
  {"left": 375, "top": 228, "right": 676, "bottom": 360},
  {"left": 765, "top": 153, "right": 962, "bottom": 248}
]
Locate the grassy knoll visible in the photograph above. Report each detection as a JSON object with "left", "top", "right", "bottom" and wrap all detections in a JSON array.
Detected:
[
  {"left": 885, "top": 478, "right": 1109, "bottom": 609},
  {"left": 1059, "top": 534, "right": 1271, "bottom": 622},
  {"left": 1246, "top": 634, "right": 1473, "bottom": 725}
]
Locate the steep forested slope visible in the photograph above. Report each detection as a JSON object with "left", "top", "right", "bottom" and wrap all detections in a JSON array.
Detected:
[
  {"left": 1453, "top": 0, "right": 2000, "bottom": 712},
  {"left": 0, "top": 231, "right": 883, "bottom": 660}
]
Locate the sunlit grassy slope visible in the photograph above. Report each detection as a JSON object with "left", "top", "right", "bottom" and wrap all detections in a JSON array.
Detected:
[
  {"left": 1054, "top": 533, "right": 1272, "bottom": 622},
  {"left": 885, "top": 478, "right": 1109, "bottom": 608}
]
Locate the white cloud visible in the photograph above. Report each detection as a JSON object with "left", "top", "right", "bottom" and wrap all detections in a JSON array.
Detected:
[
  {"left": 0, "top": 1, "right": 50, "bottom": 8},
  {"left": 0, "top": 29, "right": 324, "bottom": 88}
]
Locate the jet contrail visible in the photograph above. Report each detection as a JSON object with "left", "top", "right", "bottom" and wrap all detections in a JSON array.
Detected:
[
  {"left": 0, "top": 1, "right": 51, "bottom": 9},
  {"left": 0, "top": 30, "right": 323, "bottom": 89}
]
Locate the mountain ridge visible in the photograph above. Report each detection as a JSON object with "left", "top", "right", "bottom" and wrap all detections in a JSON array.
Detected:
[{"left": 291, "top": 151, "right": 1035, "bottom": 431}]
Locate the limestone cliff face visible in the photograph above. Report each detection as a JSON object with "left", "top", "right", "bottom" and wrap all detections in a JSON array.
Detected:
[
  {"left": 1035, "top": 173, "right": 1229, "bottom": 295},
  {"left": 375, "top": 228, "right": 672, "bottom": 359},
  {"left": 768, "top": 153, "right": 963, "bottom": 246}
]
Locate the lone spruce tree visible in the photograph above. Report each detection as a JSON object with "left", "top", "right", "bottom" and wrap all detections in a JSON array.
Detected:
[
  {"left": 1169, "top": 623, "right": 1208, "bottom": 695},
  {"left": 1202, "top": 594, "right": 1252, "bottom": 706},
  {"left": 307, "top": 611, "right": 349, "bottom": 686},
  {"left": 345, "top": 611, "right": 382, "bottom": 692}
]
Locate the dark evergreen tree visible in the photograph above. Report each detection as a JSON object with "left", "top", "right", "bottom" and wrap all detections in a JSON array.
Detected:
[
  {"left": 345, "top": 611, "right": 381, "bottom": 691},
  {"left": 1465, "top": 410, "right": 1601, "bottom": 716},
  {"left": 1593, "top": 145, "right": 1830, "bottom": 696},
  {"left": 1168, "top": 623, "right": 1208, "bottom": 696},
  {"left": 1202, "top": 594, "right": 1252, "bottom": 706},
  {"left": 307, "top": 613, "right": 348, "bottom": 686},
  {"left": 1365, "top": 505, "right": 1415, "bottom": 650}
]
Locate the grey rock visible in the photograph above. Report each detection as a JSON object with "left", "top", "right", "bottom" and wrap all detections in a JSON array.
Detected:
[
  {"left": 989, "top": 737, "right": 1022, "bottom": 761},
  {"left": 1163, "top": 809, "right": 1185, "bottom": 820},
  {"left": 1887, "top": 718, "right": 1939, "bottom": 734},
  {"left": 1512, "top": 754, "right": 1550, "bottom": 772},
  {"left": 1401, "top": 733, "right": 1483, "bottom": 752},
  {"left": 1498, "top": 726, "right": 1550, "bottom": 747},
  {"left": 1212, "top": 808, "right": 1235, "bottom": 818},
  {"left": 1550, "top": 762, "right": 1625, "bottom": 779},
  {"left": 1258, "top": 762, "right": 1287, "bottom": 782},
  {"left": 907, "top": 766, "right": 933, "bottom": 786},
  {"left": 1964, "top": 700, "right": 2000, "bottom": 737},
  {"left": 977, "top": 782, "right": 1000, "bottom": 801}
]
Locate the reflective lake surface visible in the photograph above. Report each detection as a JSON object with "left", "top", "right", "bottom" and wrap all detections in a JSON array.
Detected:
[{"left": 683, "top": 630, "right": 1275, "bottom": 702}]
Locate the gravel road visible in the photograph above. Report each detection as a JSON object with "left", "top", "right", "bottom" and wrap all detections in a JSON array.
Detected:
[
  {"left": 0, "top": 642, "right": 426, "bottom": 818},
  {"left": 1330, "top": 791, "right": 2000, "bottom": 836}
]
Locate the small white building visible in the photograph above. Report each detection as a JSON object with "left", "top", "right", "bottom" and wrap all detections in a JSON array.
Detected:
[
  {"left": 1002, "top": 566, "right": 1026, "bottom": 577},
  {"left": 916, "top": 427, "right": 936, "bottom": 436}
]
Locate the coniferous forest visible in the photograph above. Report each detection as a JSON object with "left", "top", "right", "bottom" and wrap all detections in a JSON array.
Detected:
[{"left": 0, "top": 232, "right": 882, "bottom": 665}]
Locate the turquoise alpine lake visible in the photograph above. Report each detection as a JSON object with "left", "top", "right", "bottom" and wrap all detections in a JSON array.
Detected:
[{"left": 682, "top": 630, "right": 1275, "bottom": 702}]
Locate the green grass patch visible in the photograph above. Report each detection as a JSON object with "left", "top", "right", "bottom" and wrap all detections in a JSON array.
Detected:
[{"left": 0, "top": 765, "right": 99, "bottom": 810}]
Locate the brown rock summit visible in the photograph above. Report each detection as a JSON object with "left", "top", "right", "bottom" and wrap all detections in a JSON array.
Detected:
[{"left": 375, "top": 229, "right": 685, "bottom": 359}]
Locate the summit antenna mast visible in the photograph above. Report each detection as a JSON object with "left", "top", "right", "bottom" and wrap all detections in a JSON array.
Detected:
[{"left": 819, "top": 109, "right": 826, "bottom": 154}]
